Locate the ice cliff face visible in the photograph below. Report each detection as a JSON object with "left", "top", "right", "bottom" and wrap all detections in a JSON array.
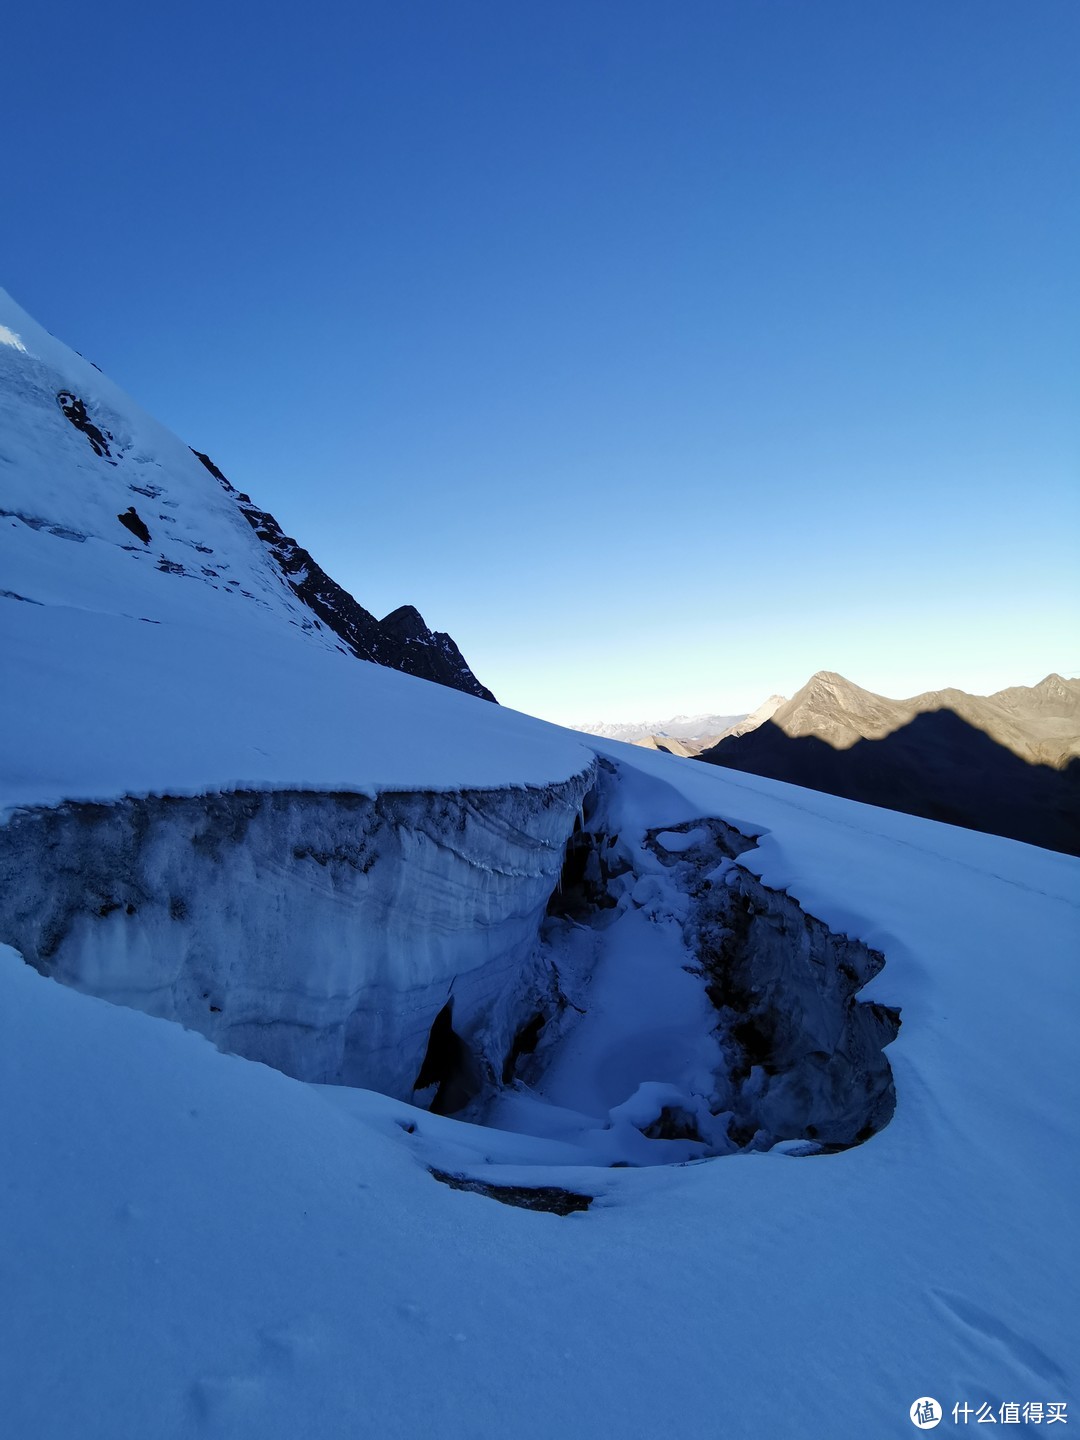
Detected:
[
  {"left": 0, "top": 772, "right": 592, "bottom": 1100},
  {"left": 0, "top": 756, "right": 897, "bottom": 1154}
]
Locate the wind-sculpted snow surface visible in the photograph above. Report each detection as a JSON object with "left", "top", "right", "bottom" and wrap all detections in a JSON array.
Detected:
[{"left": 0, "top": 774, "right": 591, "bottom": 1097}]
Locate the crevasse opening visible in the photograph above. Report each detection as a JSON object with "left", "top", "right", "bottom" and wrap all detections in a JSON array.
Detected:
[
  {"left": 0, "top": 764, "right": 898, "bottom": 1205},
  {"left": 484, "top": 784, "right": 900, "bottom": 1169}
]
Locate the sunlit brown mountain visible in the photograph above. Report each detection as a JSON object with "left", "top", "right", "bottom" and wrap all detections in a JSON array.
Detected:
[{"left": 698, "top": 672, "right": 1080, "bottom": 855}]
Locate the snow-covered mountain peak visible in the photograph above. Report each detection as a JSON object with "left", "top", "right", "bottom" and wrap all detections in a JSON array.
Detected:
[
  {"left": 0, "top": 287, "right": 321, "bottom": 642},
  {"left": 0, "top": 290, "right": 586, "bottom": 810},
  {"left": 0, "top": 287, "right": 496, "bottom": 701}
]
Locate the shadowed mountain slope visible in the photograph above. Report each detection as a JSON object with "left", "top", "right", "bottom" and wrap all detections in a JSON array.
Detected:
[{"left": 700, "top": 673, "right": 1080, "bottom": 855}]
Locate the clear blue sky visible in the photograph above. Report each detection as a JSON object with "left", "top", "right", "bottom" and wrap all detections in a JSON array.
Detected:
[{"left": 5, "top": 0, "right": 1078, "bottom": 721}]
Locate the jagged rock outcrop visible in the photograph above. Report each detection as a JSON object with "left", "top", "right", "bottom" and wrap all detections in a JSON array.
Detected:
[
  {"left": 190, "top": 449, "right": 496, "bottom": 701},
  {"left": 57, "top": 389, "right": 116, "bottom": 461}
]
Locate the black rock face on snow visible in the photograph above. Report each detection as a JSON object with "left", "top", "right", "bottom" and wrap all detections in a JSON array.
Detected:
[
  {"left": 57, "top": 390, "right": 116, "bottom": 462},
  {"left": 428, "top": 1170, "right": 593, "bottom": 1215},
  {"left": 117, "top": 506, "right": 151, "bottom": 545},
  {"left": 378, "top": 602, "right": 495, "bottom": 699},
  {"left": 190, "top": 449, "right": 496, "bottom": 703}
]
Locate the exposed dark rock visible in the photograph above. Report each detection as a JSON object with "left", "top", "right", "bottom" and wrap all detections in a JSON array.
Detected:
[
  {"left": 190, "top": 450, "right": 229, "bottom": 484},
  {"left": 189, "top": 448, "right": 496, "bottom": 702},
  {"left": 117, "top": 507, "right": 150, "bottom": 544},
  {"left": 377, "top": 604, "right": 495, "bottom": 699},
  {"left": 57, "top": 391, "right": 116, "bottom": 462},
  {"left": 429, "top": 1170, "right": 593, "bottom": 1215}
]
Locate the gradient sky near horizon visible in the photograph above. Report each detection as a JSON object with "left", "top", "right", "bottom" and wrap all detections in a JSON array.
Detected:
[{"left": 4, "top": 0, "right": 1078, "bottom": 723}]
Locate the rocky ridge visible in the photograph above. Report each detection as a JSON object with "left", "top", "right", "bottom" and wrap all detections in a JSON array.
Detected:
[{"left": 191, "top": 449, "right": 495, "bottom": 702}]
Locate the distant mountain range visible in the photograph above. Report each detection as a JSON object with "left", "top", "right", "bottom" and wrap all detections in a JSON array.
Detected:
[
  {"left": 698, "top": 671, "right": 1080, "bottom": 855},
  {"left": 573, "top": 696, "right": 787, "bottom": 756},
  {"left": 572, "top": 712, "right": 746, "bottom": 745}
]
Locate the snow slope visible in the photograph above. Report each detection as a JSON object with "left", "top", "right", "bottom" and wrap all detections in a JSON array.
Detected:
[
  {"left": 2, "top": 750, "right": 1077, "bottom": 1438},
  {"left": 1, "top": 292, "right": 1077, "bottom": 1437},
  {"left": 0, "top": 289, "right": 591, "bottom": 806}
]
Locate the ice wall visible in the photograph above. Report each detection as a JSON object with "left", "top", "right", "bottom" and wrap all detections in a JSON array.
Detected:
[
  {"left": 0, "top": 771, "right": 593, "bottom": 1100},
  {"left": 647, "top": 819, "right": 900, "bottom": 1149}
]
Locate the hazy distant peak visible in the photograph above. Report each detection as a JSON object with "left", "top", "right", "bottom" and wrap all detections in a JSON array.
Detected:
[{"left": 573, "top": 711, "right": 746, "bottom": 744}]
